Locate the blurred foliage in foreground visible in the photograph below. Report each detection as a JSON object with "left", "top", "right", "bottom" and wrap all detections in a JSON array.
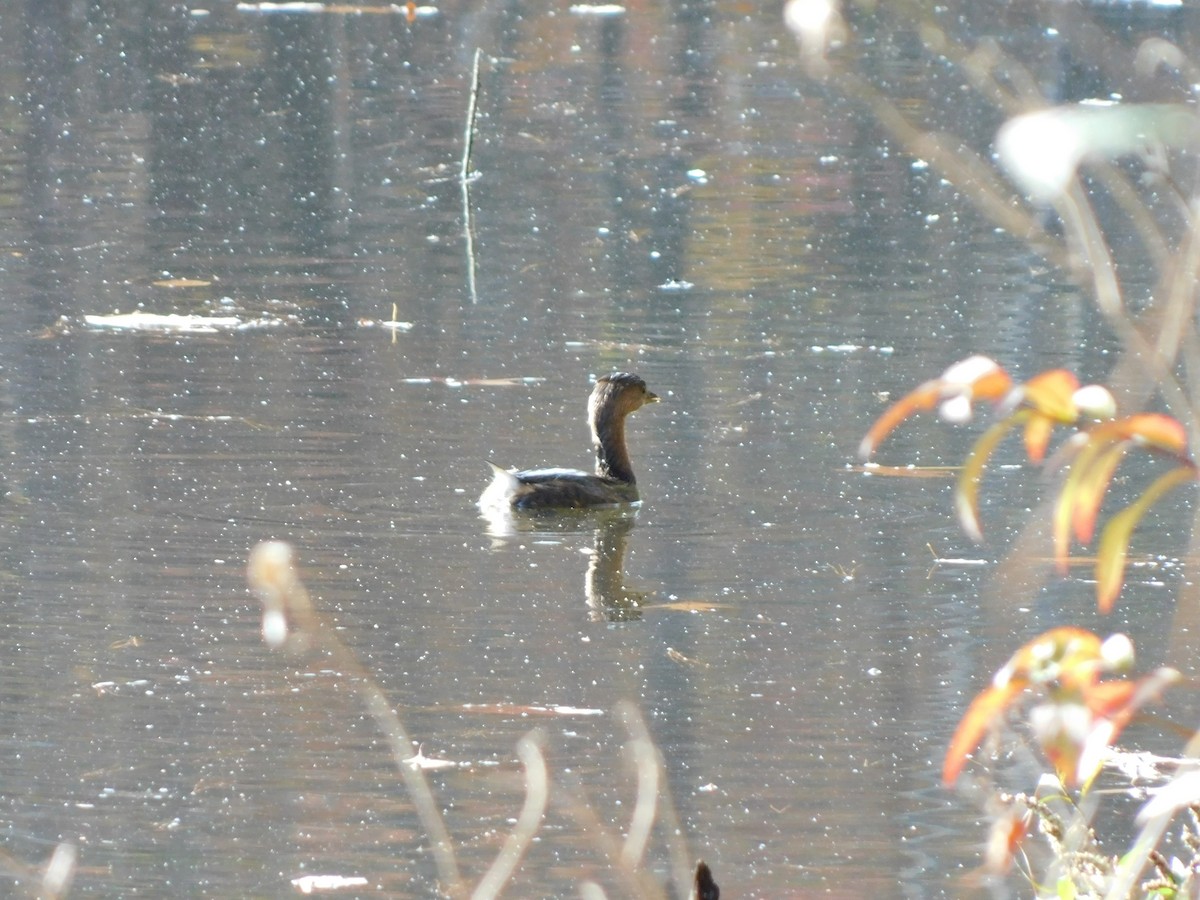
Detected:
[{"left": 787, "top": 0, "right": 1200, "bottom": 895}]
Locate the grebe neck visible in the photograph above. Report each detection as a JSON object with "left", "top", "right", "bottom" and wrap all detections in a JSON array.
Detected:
[{"left": 592, "top": 404, "right": 635, "bottom": 484}]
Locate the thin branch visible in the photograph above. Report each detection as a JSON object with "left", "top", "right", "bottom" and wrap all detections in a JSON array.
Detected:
[
  {"left": 247, "top": 542, "right": 465, "bottom": 896},
  {"left": 1057, "top": 179, "right": 1197, "bottom": 423},
  {"left": 935, "top": 26, "right": 1173, "bottom": 271},
  {"left": 461, "top": 47, "right": 483, "bottom": 305},
  {"left": 617, "top": 701, "right": 692, "bottom": 895},
  {"left": 618, "top": 706, "right": 659, "bottom": 869},
  {"left": 353, "top": 676, "right": 464, "bottom": 895},
  {"left": 831, "top": 68, "right": 1068, "bottom": 269},
  {"left": 555, "top": 781, "right": 670, "bottom": 900},
  {"left": 1056, "top": 182, "right": 1123, "bottom": 319},
  {"left": 1104, "top": 807, "right": 1173, "bottom": 900},
  {"left": 470, "top": 731, "right": 549, "bottom": 900},
  {"left": 0, "top": 843, "right": 76, "bottom": 900},
  {"left": 1156, "top": 213, "right": 1200, "bottom": 401}
]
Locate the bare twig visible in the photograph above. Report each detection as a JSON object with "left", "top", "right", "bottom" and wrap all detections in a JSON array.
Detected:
[
  {"left": 619, "top": 706, "right": 659, "bottom": 869},
  {"left": 1056, "top": 181, "right": 1123, "bottom": 318},
  {"left": 555, "top": 780, "right": 670, "bottom": 900},
  {"left": 1157, "top": 214, "right": 1200, "bottom": 410},
  {"left": 247, "top": 542, "right": 465, "bottom": 896},
  {"left": 461, "top": 47, "right": 483, "bottom": 304},
  {"left": 470, "top": 730, "right": 549, "bottom": 900},
  {"left": 616, "top": 702, "right": 693, "bottom": 893},
  {"left": 40, "top": 843, "right": 76, "bottom": 900},
  {"left": 0, "top": 842, "right": 76, "bottom": 900}
]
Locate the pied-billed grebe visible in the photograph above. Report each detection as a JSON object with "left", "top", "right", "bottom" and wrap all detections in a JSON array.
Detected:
[{"left": 479, "top": 373, "right": 660, "bottom": 510}]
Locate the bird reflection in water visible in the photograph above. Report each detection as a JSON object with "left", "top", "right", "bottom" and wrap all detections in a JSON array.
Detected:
[
  {"left": 480, "top": 505, "right": 651, "bottom": 622},
  {"left": 583, "top": 512, "right": 647, "bottom": 622}
]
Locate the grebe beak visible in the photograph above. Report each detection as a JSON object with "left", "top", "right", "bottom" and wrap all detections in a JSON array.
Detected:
[{"left": 646, "top": 391, "right": 660, "bottom": 403}]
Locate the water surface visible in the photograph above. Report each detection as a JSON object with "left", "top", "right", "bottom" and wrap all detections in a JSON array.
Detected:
[{"left": 0, "top": 2, "right": 1191, "bottom": 896}]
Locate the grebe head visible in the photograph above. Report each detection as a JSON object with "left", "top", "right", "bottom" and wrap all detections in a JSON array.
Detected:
[{"left": 589, "top": 373, "right": 659, "bottom": 420}]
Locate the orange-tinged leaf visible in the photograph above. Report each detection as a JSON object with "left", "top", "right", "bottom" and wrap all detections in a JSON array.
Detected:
[
  {"left": 969, "top": 366, "right": 1015, "bottom": 402},
  {"left": 944, "top": 628, "right": 1123, "bottom": 788},
  {"left": 943, "top": 678, "right": 1026, "bottom": 786},
  {"left": 985, "top": 807, "right": 1033, "bottom": 875},
  {"left": 1083, "top": 679, "right": 1138, "bottom": 721},
  {"left": 955, "top": 412, "right": 1027, "bottom": 542},
  {"left": 1080, "top": 413, "right": 1188, "bottom": 458},
  {"left": 1019, "top": 369, "right": 1080, "bottom": 422},
  {"left": 1053, "top": 433, "right": 1121, "bottom": 573},
  {"left": 1052, "top": 483, "right": 1077, "bottom": 575},
  {"left": 858, "top": 356, "right": 1012, "bottom": 460},
  {"left": 1120, "top": 412, "right": 1190, "bottom": 457},
  {"left": 1022, "top": 413, "right": 1056, "bottom": 463},
  {"left": 1071, "top": 442, "right": 1128, "bottom": 545},
  {"left": 1095, "top": 465, "right": 1197, "bottom": 613},
  {"left": 858, "top": 382, "right": 944, "bottom": 460},
  {"left": 1077, "top": 667, "right": 1181, "bottom": 786},
  {"left": 940, "top": 355, "right": 1009, "bottom": 393},
  {"left": 1109, "top": 667, "right": 1181, "bottom": 729}
]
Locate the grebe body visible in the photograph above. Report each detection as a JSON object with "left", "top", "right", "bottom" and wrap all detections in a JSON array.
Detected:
[{"left": 479, "top": 373, "right": 659, "bottom": 510}]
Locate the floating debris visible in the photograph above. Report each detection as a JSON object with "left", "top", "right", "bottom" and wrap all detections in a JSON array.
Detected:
[
  {"left": 853, "top": 462, "right": 958, "bottom": 479},
  {"left": 238, "top": 1, "right": 325, "bottom": 10},
  {"left": 237, "top": 2, "right": 439, "bottom": 16},
  {"left": 357, "top": 317, "right": 414, "bottom": 331},
  {"left": 569, "top": 3, "right": 626, "bottom": 15},
  {"left": 667, "top": 647, "right": 709, "bottom": 667},
  {"left": 403, "top": 746, "right": 462, "bottom": 771},
  {"left": 91, "top": 679, "right": 153, "bottom": 696},
  {"left": 461, "top": 703, "right": 604, "bottom": 717},
  {"left": 290, "top": 874, "right": 370, "bottom": 894},
  {"left": 810, "top": 343, "right": 895, "bottom": 354},
  {"left": 400, "top": 376, "right": 545, "bottom": 387},
  {"left": 81, "top": 312, "right": 279, "bottom": 333},
  {"left": 152, "top": 277, "right": 212, "bottom": 288},
  {"left": 653, "top": 599, "right": 729, "bottom": 613}
]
